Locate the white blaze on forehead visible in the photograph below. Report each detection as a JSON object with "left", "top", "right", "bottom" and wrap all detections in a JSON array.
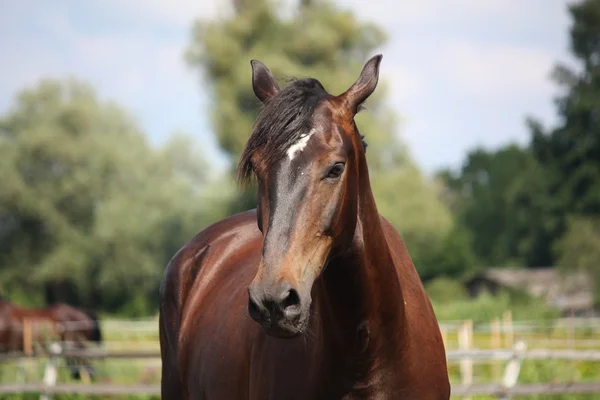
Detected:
[{"left": 286, "top": 129, "right": 316, "bottom": 160}]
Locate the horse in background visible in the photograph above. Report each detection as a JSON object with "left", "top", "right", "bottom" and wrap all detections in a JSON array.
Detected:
[{"left": 0, "top": 295, "right": 103, "bottom": 381}]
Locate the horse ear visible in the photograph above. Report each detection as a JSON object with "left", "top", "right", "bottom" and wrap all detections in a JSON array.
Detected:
[
  {"left": 250, "top": 60, "right": 281, "bottom": 103},
  {"left": 339, "top": 54, "right": 383, "bottom": 114}
]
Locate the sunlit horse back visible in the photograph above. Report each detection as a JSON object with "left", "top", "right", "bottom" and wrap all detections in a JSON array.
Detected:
[{"left": 159, "top": 55, "right": 450, "bottom": 399}]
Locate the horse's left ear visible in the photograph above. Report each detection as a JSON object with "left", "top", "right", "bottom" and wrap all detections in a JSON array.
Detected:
[
  {"left": 339, "top": 54, "right": 382, "bottom": 114},
  {"left": 250, "top": 60, "right": 280, "bottom": 103}
]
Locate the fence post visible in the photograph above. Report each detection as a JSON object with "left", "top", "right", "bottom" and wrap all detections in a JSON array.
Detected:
[
  {"left": 491, "top": 317, "right": 501, "bottom": 380},
  {"left": 502, "top": 310, "right": 513, "bottom": 349},
  {"left": 20, "top": 318, "right": 34, "bottom": 383},
  {"left": 458, "top": 320, "right": 473, "bottom": 400},
  {"left": 499, "top": 340, "right": 527, "bottom": 400},
  {"left": 39, "top": 342, "right": 62, "bottom": 400},
  {"left": 23, "top": 318, "right": 33, "bottom": 355}
]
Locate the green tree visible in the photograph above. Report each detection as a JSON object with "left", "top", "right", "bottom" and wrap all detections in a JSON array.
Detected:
[
  {"left": 553, "top": 216, "right": 600, "bottom": 306},
  {"left": 517, "top": 0, "right": 600, "bottom": 267},
  {"left": 186, "top": 0, "right": 461, "bottom": 278},
  {"left": 0, "top": 78, "right": 221, "bottom": 315},
  {"left": 437, "top": 144, "right": 535, "bottom": 266},
  {"left": 439, "top": 0, "right": 600, "bottom": 274}
]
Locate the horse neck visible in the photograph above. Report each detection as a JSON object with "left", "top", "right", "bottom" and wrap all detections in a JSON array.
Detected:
[
  {"left": 315, "top": 154, "right": 407, "bottom": 370},
  {"left": 354, "top": 151, "right": 405, "bottom": 325}
]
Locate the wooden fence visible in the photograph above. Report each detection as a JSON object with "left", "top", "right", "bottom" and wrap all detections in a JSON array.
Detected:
[
  {"left": 0, "top": 381, "right": 599, "bottom": 397},
  {"left": 2, "top": 315, "right": 600, "bottom": 397},
  {"left": 3, "top": 347, "right": 600, "bottom": 363},
  {"left": 1, "top": 345, "right": 600, "bottom": 397}
]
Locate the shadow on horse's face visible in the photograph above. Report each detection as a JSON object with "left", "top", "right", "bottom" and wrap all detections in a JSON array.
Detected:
[{"left": 241, "top": 56, "right": 382, "bottom": 338}]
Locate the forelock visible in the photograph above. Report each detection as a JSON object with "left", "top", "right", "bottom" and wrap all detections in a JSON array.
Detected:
[{"left": 237, "top": 78, "right": 329, "bottom": 184}]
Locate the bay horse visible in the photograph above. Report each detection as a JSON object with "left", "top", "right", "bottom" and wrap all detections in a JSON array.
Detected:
[
  {"left": 159, "top": 54, "right": 450, "bottom": 399},
  {"left": 0, "top": 296, "right": 102, "bottom": 380}
]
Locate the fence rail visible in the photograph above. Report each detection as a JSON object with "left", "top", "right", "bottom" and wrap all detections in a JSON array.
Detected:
[
  {"left": 0, "top": 349, "right": 159, "bottom": 362},
  {"left": 1, "top": 382, "right": 600, "bottom": 397},
  {"left": 89, "top": 316, "right": 600, "bottom": 335},
  {"left": 6, "top": 317, "right": 598, "bottom": 334},
  {"left": 0, "top": 383, "right": 160, "bottom": 395},
  {"left": 2, "top": 315, "right": 600, "bottom": 397},
  {"left": 1, "top": 347, "right": 599, "bottom": 397},
  {"left": 451, "top": 382, "right": 600, "bottom": 396},
  {"left": 446, "top": 348, "right": 600, "bottom": 361},
  {"left": 3, "top": 347, "right": 600, "bottom": 362}
]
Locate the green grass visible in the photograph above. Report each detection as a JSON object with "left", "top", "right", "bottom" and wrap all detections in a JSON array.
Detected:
[
  {"left": 2, "top": 289, "right": 599, "bottom": 400},
  {"left": 1, "top": 357, "right": 599, "bottom": 400},
  {"left": 0, "top": 357, "right": 161, "bottom": 400}
]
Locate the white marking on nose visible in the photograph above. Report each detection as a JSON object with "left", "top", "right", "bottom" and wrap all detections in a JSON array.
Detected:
[{"left": 286, "top": 129, "right": 316, "bottom": 160}]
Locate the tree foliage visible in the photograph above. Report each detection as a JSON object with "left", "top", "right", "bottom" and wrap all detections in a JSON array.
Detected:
[
  {"left": 0, "top": 0, "right": 476, "bottom": 317},
  {"left": 554, "top": 216, "right": 600, "bottom": 307},
  {"left": 513, "top": 0, "right": 600, "bottom": 269},
  {"left": 437, "top": 145, "right": 536, "bottom": 266},
  {"left": 438, "top": 0, "right": 600, "bottom": 304},
  {"left": 0, "top": 79, "right": 225, "bottom": 314},
  {"left": 185, "top": 0, "right": 466, "bottom": 279}
]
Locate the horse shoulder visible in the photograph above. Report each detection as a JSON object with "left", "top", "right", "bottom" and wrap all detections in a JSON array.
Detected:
[
  {"left": 159, "top": 209, "right": 261, "bottom": 398},
  {"left": 378, "top": 215, "right": 450, "bottom": 398},
  {"left": 160, "top": 209, "right": 260, "bottom": 320},
  {"left": 378, "top": 213, "right": 441, "bottom": 312}
]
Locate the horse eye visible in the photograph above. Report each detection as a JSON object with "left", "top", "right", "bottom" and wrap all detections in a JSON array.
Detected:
[{"left": 327, "top": 163, "right": 345, "bottom": 179}]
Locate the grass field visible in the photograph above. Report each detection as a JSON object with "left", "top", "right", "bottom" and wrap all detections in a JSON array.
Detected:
[{"left": 0, "top": 315, "right": 599, "bottom": 399}]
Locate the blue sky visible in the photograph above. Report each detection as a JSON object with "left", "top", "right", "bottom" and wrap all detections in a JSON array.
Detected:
[{"left": 0, "top": 0, "right": 576, "bottom": 174}]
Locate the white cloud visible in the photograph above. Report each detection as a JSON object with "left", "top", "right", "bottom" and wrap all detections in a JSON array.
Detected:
[
  {"left": 439, "top": 41, "right": 556, "bottom": 96},
  {"left": 0, "top": 0, "right": 576, "bottom": 174},
  {"left": 333, "top": 0, "right": 574, "bottom": 172},
  {"left": 382, "top": 65, "right": 423, "bottom": 102},
  {"left": 338, "top": 0, "right": 569, "bottom": 29},
  {"left": 100, "top": 0, "right": 233, "bottom": 28},
  {"left": 0, "top": 0, "right": 224, "bottom": 169}
]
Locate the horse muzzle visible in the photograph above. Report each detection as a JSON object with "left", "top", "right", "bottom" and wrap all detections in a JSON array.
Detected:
[{"left": 247, "top": 281, "right": 310, "bottom": 338}]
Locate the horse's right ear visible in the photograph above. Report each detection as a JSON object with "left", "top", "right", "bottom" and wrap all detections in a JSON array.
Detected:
[{"left": 250, "top": 60, "right": 280, "bottom": 103}]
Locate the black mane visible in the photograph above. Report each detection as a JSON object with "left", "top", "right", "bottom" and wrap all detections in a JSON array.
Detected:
[{"left": 237, "top": 77, "right": 329, "bottom": 183}]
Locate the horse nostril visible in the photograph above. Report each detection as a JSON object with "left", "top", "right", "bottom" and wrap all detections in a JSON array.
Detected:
[
  {"left": 280, "top": 288, "right": 301, "bottom": 311},
  {"left": 248, "top": 285, "right": 302, "bottom": 324},
  {"left": 248, "top": 297, "right": 264, "bottom": 322}
]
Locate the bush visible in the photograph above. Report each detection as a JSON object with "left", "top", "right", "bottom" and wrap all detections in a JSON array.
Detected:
[
  {"left": 430, "top": 288, "right": 560, "bottom": 323},
  {"left": 413, "top": 223, "right": 479, "bottom": 282},
  {"left": 425, "top": 277, "right": 470, "bottom": 303}
]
